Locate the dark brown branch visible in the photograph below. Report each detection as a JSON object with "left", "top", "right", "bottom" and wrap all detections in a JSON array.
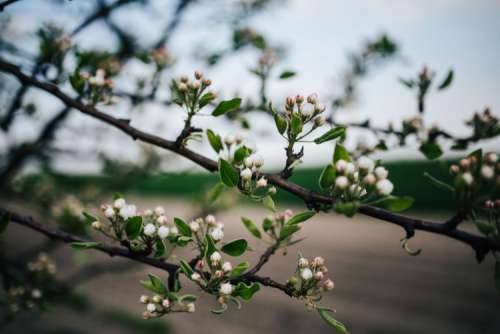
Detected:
[
  {"left": 0, "top": 0, "right": 21, "bottom": 11},
  {"left": 1, "top": 57, "right": 499, "bottom": 261}
]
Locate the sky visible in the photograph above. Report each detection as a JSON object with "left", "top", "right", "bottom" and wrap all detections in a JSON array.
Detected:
[{"left": 1, "top": 0, "right": 499, "bottom": 172}]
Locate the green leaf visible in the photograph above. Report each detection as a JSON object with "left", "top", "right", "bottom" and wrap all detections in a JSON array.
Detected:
[
  {"left": 319, "top": 164, "right": 336, "bottom": 189},
  {"left": 112, "top": 193, "right": 123, "bottom": 201},
  {"left": 371, "top": 196, "right": 414, "bottom": 212},
  {"left": 175, "top": 236, "right": 192, "bottom": 247},
  {"left": 317, "top": 308, "right": 349, "bottom": 334},
  {"left": 82, "top": 211, "right": 98, "bottom": 224},
  {"left": 437, "top": 69, "right": 454, "bottom": 90},
  {"left": 141, "top": 273, "right": 168, "bottom": 295},
  {"left": 199, "top": 92, "right": 216, "bottom": 108},
  {"left": 69, "top": 71, "right": 85, "bottom": 94},
  {"left": 71, "top": 242, "right": 101, "bottom": 250},
  {"left": 314, "top": 127, "right": 346, "bottom": 144},
  {"left": 423, "top": 173, "right": 454, "bottom": 193},
  {"left": 218, "top": 159, "right": 239, "bottom": 187},
  {"left": 234, "top": 146, "right": 251, "bottom": 165},
  {"left": 333, "top": 143, "right": 351, "bottom": 163},
  {"left": 229, "top": 262, "right": 250, "bottom": 278},
  {"left": 204, "top": 234, "right": 218, "bottom": 262},
  {"left": 279, "top": 224, "right": 300, "bottom": 240},
  {"left": 262, "top": 195, "right": 276, "bottom": 212},
  {"left": 221, "top": 239, "right": 248, "bottom": 256},
  {"left": 212, "top": 98, "right": 242, "bottom": 116},
  {"left": 241, "top": 217, "right": 261, "bottom": 239},
  {"left": 398, "top": 77, "right": 415, "bottom": 89},
  {"left": 419, "top": 141, "right": 443, "bottom": 160},
  {"left": 232, "top": 282, "right": 260, "bottom": 300},
  {"left": 495, "top": 261, "right": 500, "bottom": 294},
  {"left": 207, "top": 129, "right": 223, "bottom": 153},
  {"left": 291, "top": 113, "right": 303, "bottom": 136},
  {"left": 286, "top": 211, "right": 316, "bottom": 225},
  {"left": 174, "top": 217, "right": 192, "bottom": 237},
  {"left": 279, "top": 70, "right": 296, "bottom": 79},
  {"left": 262, "top": 218, "right": 274, "bottom": 231},
  {"left": 0, "top": 213, "right": 11, "bottom": 235},
  {"left": 473, "top": 220, "right": 495, "bottom": 236},
  {"left": 154, "top": 239, "right": 165, "bottom": 257},
  {"left": 334, "top": 201, "right": 359, "bottom": 217},
  {"left": 468, "top": 149, "right": 483, "bottom": 167},
  {"left": 179, "top": 260, "right": 194, "bottom": 277},
  {"left": 273, "top": 113, "right": 287, "bottom": 134},
  {"left": 207, "top": 182, "right": 225, "bottom": 205},
  {"left": 179, "top": 294, "right": 197, "bottom": 302},
  {"left": 125, "top": 216, "right": 143, "bottom": 239}
]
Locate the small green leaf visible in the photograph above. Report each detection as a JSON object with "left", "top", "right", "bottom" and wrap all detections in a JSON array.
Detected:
[
  {"left": 262, "top": 218, "right": 274, "bottom": 231},
  {"left": 371, "top": 196, "right": 414, "bottom": 212},
  {"left": 141, "top": 273, "right": 168, "bottom": 294},
  {"left": 207, "top": 182, "right": 225, "bottom": 205},
  {"left": 398, "top": 77, "right": 415, "bottom": 89},
  {"left": 212, "top": 98, "right": 242, "bottom": 116},
  {"left": 204, "top": 234, "right": 218, "bottom": 262},
  {"left": 175, "top": 236, "right": 192, "bottom": 247},
  {"left": 437, "top": 69, "right": 454, "bottom": 90},
  {"left": 423, "top": 173, "right": 454, "bottom": 193},
  {"left": 279, "top": 224, "right": 300, "bottom": 240},
  {"left": 82, "top": 212, "right": 98, "bottom": 224},
  {"left": 473, "top": 220, "right": 495, "bottom": 236},
  {"left": 154, "top": 239, "right": 165, "bottom": 257},
  {"left": 241, "top": 217, "right": 261, "bottom": 239},
  {"left": 0, "top": 213, "right": 11, "bottom": 235},
  {"left": 221, "top": 239, "right": 248, "bottom": 256},
  {"left": 71, "top": 242, "right": 101, "bottom": 250},
  {"left": 286, "top": 211, "right": 315, "bottom": 225},
  {"left": 319, "top": 164, "right": 336, "bottom": 189},
  {"left": 179, "top": 260, "right": 194, "bottom": 277},
  {"left": 207, "top": 129, "right": 223, "bottom": 153},
  {"left": 333, "top": 143, "right": 351, "bottom": 163},
  {"left": 174, "top": 217, "right": 192, "bottom": 237},
  {"left": 179, "top": 294, "right": 197, "bottom": 302},
  {"left": 317, "top": 308, "right": 349, "bottom": 334},
  {"left": 468, "top": 149, "right": 483, "bottom": 167},
  {"left": 291, "top": 113, "right": 303, "bottom": 136},
  {"left": 112, "top": 193, "right": 123, "bottom": 201},
  {"left": 419, "top": 141, "right": 443, "bottom": 160},
  {"left": 125, "top": 216, "right": 143, "bottom": 239},
  {"left": 218, "top": 159, "right": 239, "bottom": 187},
  {"left": 279, "top": 70, "right": 296, "bottom": 79},
  {"left": 314, "top": 127, "right": 346, "bottom": 144},
  {"left": 262, "top": 195, "right": 276, "bottom": 212},
  {"left": 230, "top": 262, "right": 250, "bottom": 278},
  {"left": 199, "top": 92, "right": 216, "bottom": 108},
  {"left": 69, "top": 71, "right": 85, "bottom": 94},
  {"left": 232, "top": 282, "right": 260, "bottom": 300},
  {"left": 273, "top": 113, "right": 287, "bottom": 134},
  {"left": 234, "top": 146, "right": 251, "bottom": 165}
]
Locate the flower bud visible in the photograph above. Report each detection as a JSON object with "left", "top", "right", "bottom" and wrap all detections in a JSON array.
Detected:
[
  {"left": 144, "top": 224, "right": 157, "bottom": 236},
  {"left": 485, "top": 200, "right": 495, "bottom": 209},
  {"left": 376, "top": 179, "right": 394, "bottom": 195},
  {"left": 210, "top": 228, "right": 224, "bottom": 241},
  {"left": 300, "top": 268, "right": 313, "bottom": 280},
  {"left": 205, "top": 214, "right": 216, "bottom": 225},
  {"left": 224, "top": 135, "right": 235, "bottom": 146},
  {"left": 162, "top": 299, "right": 171, "bottom": 308},
  {"left": 462, "top": 172, "right": 474, "bottom": 186},
  {"left": 140, "top": 295, "right": 149, "bottom": 304},
  {"left": 214, "top": 270, "right": 224, "bottom": 279},
  {"left": 210, "top": 251, "right": 222, "bottom": 263},
  {"left": 253, "top": 155, "right": 264, "bottom": 168},
  {"left": 178, "top": 82, "right": 188, "bottom": 92},
  {"left": 202, "top": 78, "right": 212, "bottom": 86},
  {"left": 186, "top": 303, "right": 196, "bottom": 313},
  {"left": 222, "top": 261, "right": 232, "bottom": 272},
  {"left": 295, "top": 95, "right": 304, "bottom": 104},
  {"left": 153, "top": 295, "right": 162, "bottom": 303},
  {"left": 189, "top": 221, "right": 200, "bottom": 232},
  {"left": 313, "top": 256, "right": 325, "bottom": 267},
  {"left": 314, "top": 271, "right": 324, "bottom": 281},
  {"left": 190, "top": 81, "right": 200, "bottom": 90},
  {"left": 244, "top": 156, "right": 254, "bottom": 168},
  {"left": 146, "top": 303, "right": 156, "bottom": 313},
  {"left": 298, "top": 257, "right": 309, "bottom": 268},
  {"left": 286, "top": 96, "right": 294, "bottom": 107},
  {"left": 269, "top": 186, "right": 277, "bottom": 194},
  {"left": 335, "top": 159, "right": 348, "bottom": 173},
  {"left": 154, "top": 206, "right": 165, "bottom": 216},
  {"left": 314, "top": 103, "right": 326, "bottom": 113},
  {"left": 180, "top": 75, "right": 188, "bottom": 83},
  {"left": 191, "top": 273, "right": 201, "bottom": 281},
  {"left": 357, "top": 156, "right": 375, "bottom": 173},
  {"left": 194, "top": 70, "right": 203, "bottom": 80},
  {"left": 256, "top": 177, "right": 268, "bottom": 188},
  {"left": 156, "top": 215, "right": 168, "bottom": 225},
  {"left": 219, "top": 282, "right": 233, "bottom": 295},
  {"left": 104, "top": 206, "right": 115, "bottom": 218},
  {"left": 307, "top": 93, "right": 318, "bottom": 104},
  {"left": 485, "top": 152, "right": 498, "bottom": 164},
  {"left": 240, "top": 168, "right": 253, "bottom": 181},
  {"left": 314, "top": 115, "right": 326, "bottom": 126},
  {"left": 459, "top": 158, "right": 470, "bottom": 170},
  {"left": 374, "top": 166, "right": 389, "bottom": 180},
  {"left": 323, "top": 279, "right": 335, "bottom": 291},
  {"left": 480, "top": 165, "right": 494, "bottom": 179},
  {"left": 143, "top": 311, "right": 151, "bottom": 320},
  {"left": 335, "top": 176, "right": 349, "bottom": 190},
  {"left": 449, "top": 165, "right": 459, "bottom": 175},
  {"left": 196, "top": 260, "right": 205, "bottom": 269},
  {"left": 158, "top": 226, "right": 170, "bottom": 239},
  {"left": 114, "top": 198, "right": 126, "bottom": 209},
  {"left": 363, "top": 173, "right": 376, "bottom": 186},
  {"left": 91, "top": 221, "right": 102, "bottom": 230}
]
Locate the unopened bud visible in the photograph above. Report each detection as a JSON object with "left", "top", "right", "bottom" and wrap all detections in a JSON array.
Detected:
[{"left": 194, "top": 70, "right": 203, "bottom": 80}]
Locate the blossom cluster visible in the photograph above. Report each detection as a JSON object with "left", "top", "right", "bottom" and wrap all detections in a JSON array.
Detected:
[
  {"left": 282, "top": 93, "right": 327, "bottom": 130},
  {"left": 449, "top": 151, "right": 499, "bottom": 188},
  {"left": 171, "top": 70, "right": 216, "bottom": 111},
  {"left": 75, "top": 68, "right": 117, "bottom": 105},
  {"left": 287, "top": 256, "right": 335, "bottom": 310},
  {"left": 140, "top": 293, "right": 195, "bottom": 319}
]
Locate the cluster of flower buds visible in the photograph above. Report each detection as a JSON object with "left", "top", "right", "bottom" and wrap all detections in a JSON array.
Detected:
[
  {"left": 7, "top": 286, "right": 44, "bottom": 313},
  {"left": 465, "top": 107, "right": 499, "bottom": 142},
  {"left": 151, "top": 46, "right": 173, "bottom": 69},
  {"left": 258, "top": 209, "right": 307, "bottom": 246},
  {"left": 283, "top": 93, "right": 326, "bottom": 127},
  {"left": 77, "top": 68, "right": 117, "bottom": 105},
  {"left": 287, "top": 255, "right": 334, "bottom": 310},
  {"left": 140, "top": 293, "right": 195, "bottom": 319},
  {"left": 27, "top": 253, "right": 57, "bottom": 275},
  {"left": 190, "top": 214, "right": 225, "bottom": 243},
  {"left": 449, "top": 151, "right": 499, "bottom": 188},
  {"left": 171, "top": 70, "right": 216, "bottom": 111},
  {"left": 333, "top": 156, "right": 393, "bottom": 199}
]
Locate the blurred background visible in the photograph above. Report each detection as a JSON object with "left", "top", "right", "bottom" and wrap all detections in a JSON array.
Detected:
[{"left": 0, "top": 0, "right": 499, "bottom": 333}]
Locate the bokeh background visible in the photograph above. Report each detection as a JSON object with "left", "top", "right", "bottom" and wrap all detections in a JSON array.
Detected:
[{"left": 1, "top": 0, "right": 499, "bottom": 333}]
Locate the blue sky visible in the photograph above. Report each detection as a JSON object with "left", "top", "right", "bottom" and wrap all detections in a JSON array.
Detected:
[{"left": 1, "top": 0, "right": 499, "bottom": 171}]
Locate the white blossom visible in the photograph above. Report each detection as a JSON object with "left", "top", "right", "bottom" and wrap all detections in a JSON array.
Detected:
[
  {"left": 462, "top": 172, "right": 474, "bottom": 186},
  {"left": 156, "top": 215, "right": 168, "bottom": 225},
  {"left": 244, "top": 156, "right": 254, "bottom": 168},
  {"left": 186, "top": 302, "right": 196, "bottom": 313},
  {"left": 104, "top": 206, "right": 115, "bottom": 218},
  {"left": 480, "top": 165, "right": 494, "bottom": 179},
  {"left": 240, "top": 168, "right": 252, "bottom": 181},
  {"left": 298, "top": 257, "right": 309, "bottom": 268},
  {"left": 113, "top": 198, "right": 126, "bottom": 209},
  {"left": 154, "top": 206, "right": 165, "bottom": 216},
  {"left": 91, "top": 221, "right": 102, "bottom": 230},
  {"left": 253, "top": 155, "right": 264, "bottom": 168},
  {"left": 146, "top": 303, "right": 156, "bottom": 313},
  {"left": 31, "top": 289, "right": 42, "bottom": 299},
  {"left": 345, "top": 162, "right": 356, "bottom": 175},
  {"left": 189, "top": 221, "right": 200, "bottom": 232},
  {"left": 205, "top": 214, "right": 216, "bottom": 225},
  {"left": 219, "top": 282, "right": 233, "bottom": 295},
  {"left": 335, "top": 176, "right": 349, "bottom": 190},
  {"left": 323, "top": 279, "right": 335, "bottom": 291},
  {"left": 256, "top": 177, "right": 268, "bottom": 188},
  {"left": 210, "top": 251, "right": 222, "bottom": 262},
  {"left": 140, "top": 295, "right": 149, "bottom": 304},
  {"left": 376, "top": 179, "right": 394, "bottom": 195},
  {"left": 357, "top": 156, "right": 375, "bottom": 173},
  {"left": 300, "top": 268, "right": 313, "bottom": 280},
  {"left": 158, "top": 226, "right": 170, "bottom": 239},
  {"left": 119, "top": 205, "right": 136, "bottom": 220},
  {"left": 224, "top": 135, "right": 235, "bottom": 146},
  {"left": 191, "top": 273, "right": 201, "bottom": 281},
  {"left": 170, "top": 226, "right": 179, "bottom": 235},
  {"left": 374, "top": 166, "right": 389, "bottom": 180},
  {"left": 222, "top": 261, "right": 232, "bottom": 272},
  {"left": 210, "top": 227, "right": 224, "bottom": 241},
  {"left": 335, "top": 159, "right": 347, "bottom": 173},
  {"left": 144, "top": 224, "right": 157, "bottom": 236},
  {"left": 363, "top": 173, "right": 376, "bottom": 186}
]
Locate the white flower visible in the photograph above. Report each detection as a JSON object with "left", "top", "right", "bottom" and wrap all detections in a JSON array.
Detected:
[
  {"left": 244, "top": 156, "right": 254, "bottom": 168},
  {"left": 314, "top": 103, "right": 326, "bottom": 113},
  {"left": 222, "top": 261, "right": 232, "bottom": 272},
  {"left": 189, "top": 221, "right": 200, "bottom": 232},
  {"left": 313, "top": 256, "right": 325, "bottom": 267},
  {"left": 240, "top": 168, "right": 252, "bottom": 181},
  {"left": 256, "top": 177, "right": 268, "bottom": 188},
  {"left": 253, "top": 155, "right": 264, "bottom": 168},
  {"left": 144, "top": 209, "right": 153, "bottom": 216},
  {"left": 140, "top": 295, "right": 149, "bottom": 304},
  {"left": 335, "top": 176, "right": 349, "bottom": 190},
  {"left": 119, "top": 205, "right": 136, "bottom": 220},
  {"left": 144, "top": 224, "right": 157, "bottom": 236},
  {"left": 104, "top": 206, "right": 115, "bottom": 218},
  {"left": 146, "top": 303, "right": 156, "bottom": 313},
  {"left": 31, "top": 289, "right": 42, "bottom": 299},
  {"left": 485, "top": 152, "right": 498, "bottom": 164},
  {"left": 113, "top": 198, "right": 126, "bottom": 209},
  {"left": 210, "top": 251, "right": 222, "bottom": 262},
  {"left": 186, "top": 302, "right": 196, "bottom": 313},
  {"left": 191, "top": 273, "right": 201, "bottom": 281},
  {"left": 210, "top": 228, "right": 224, "bottom": 241},
  {"left": 219, "top": 282, "right": 233, "bottom": 295},
  {"left": 158, "top": 226, "right": 170, "bottom": 239},
  {"left": 300, "top": 268, "right": 313, "bottom": 280},
  {"left": 307, "top": 93, "right": 318, "bottom": 104},
  {"left": 170, "top": 226, "right": 179, "bottom": 235},
  {"left": 376, "top": 179, "right": 394, "bottom": 195},
  {"left": 156, "top": 215, "right": 168, "bottom": 225},
  {"left": 224, "top": 135, "right": 235, "bottom": 146},
  {"left": 154, "top": 206, "right": 165, "bottom": 216},
  {"left": 301, "top": 108, "right": 313, "bottom": 117},
  {"left": 323, "top": 279, "right": 334, "bottom": 291},
  {"left": 363, "top": 173, "right": 376, "bottom": 186},
  {"left": 335, "top": 159, "right": 348, "bottom": 173},
  {"left": 480, "top": 165, "right": 494, "bottom": 179},
  {"left": 205, "top": 214, "right": 216, "bottom": 225},
  {"left": 298, "top": 257, "right": 309, "bottom": 268},
  {"left": 462, "top": 172, "right": 474, "bottom": 186},
  {"left": 345, "top": 162, "right": 356, "bottom": 175},
  {"left": 374, "top": 166, "right": 389, "bottom": 180},
  {"left": 357, "top": 156, "right": 375, "bottom": 173}
]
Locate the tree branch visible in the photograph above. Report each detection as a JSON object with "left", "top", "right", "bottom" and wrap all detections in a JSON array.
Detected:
[
  {"left": 0, "top": 0, "right": 22, "bottom": 11},
  {"left": 0, "top": 57, "right": 499, "bottom": 261}
]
